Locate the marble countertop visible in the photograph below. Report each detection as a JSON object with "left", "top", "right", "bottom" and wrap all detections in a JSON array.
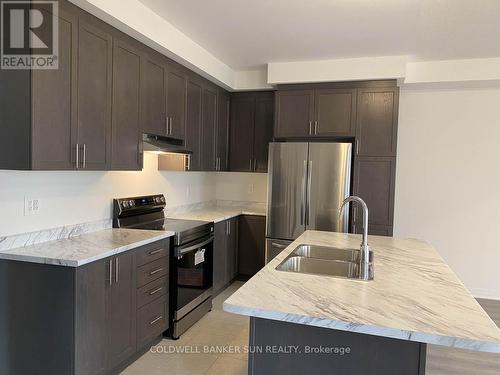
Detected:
[
  {"left": 223, "top": 230, "right": 500, "bottom": 353},
  {"left": 169, "top": 203, "right": 266, "bottom": 223},
  {"left": 0, "top": 229, "right": 174, "bottom": 267}
]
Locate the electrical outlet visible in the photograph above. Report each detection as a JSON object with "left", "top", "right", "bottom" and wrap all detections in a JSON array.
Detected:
[
  {"left": 24, "top": 197, "right": 40, "bottom": 216},
  {"left": 248, "top": 184, "right": 255, "bottom": 194}
]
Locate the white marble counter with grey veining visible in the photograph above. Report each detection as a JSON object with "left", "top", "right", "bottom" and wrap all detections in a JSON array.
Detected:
[
  {"left": 0, "top": 228, "right": 174, "bottom": 267},
  {"left": 168, "top": 201, "right": 266, "bottom": 223},
  {"left": 223, "top": 230, "right": 500, "bottom": 353}
]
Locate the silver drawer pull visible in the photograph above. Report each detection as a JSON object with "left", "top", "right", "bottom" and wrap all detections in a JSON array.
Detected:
[
  {"left": 149, "top": 267, "right": 164, "bottom": 276},
  {"left": 149, "top": 287, "right": 163, "bottom": 296},
  {"left": 149, "top": 316, "right": 163, "bottom": 325},
  {"left": 272, "top": 243, "right": 287, "bottom": 249},
  {"left": 149, "top": 249, "right": 164, "bottom": 256}
]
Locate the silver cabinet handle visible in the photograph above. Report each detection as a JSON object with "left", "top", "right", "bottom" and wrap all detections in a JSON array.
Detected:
[
  {"left": 226, "top": 220, "right": 229, "bottom": 235},
  {"left": 75, "top": 143, "right": 79, "bottom": 169},
  {"left": 149, "top": 267, "right": 164, "bottom": 276},
  {"left": 355, "top": 139, "right": 359, "bottom": 155},
  {"left": 149, "top": 287, "right": 163, "bottom": 296},
  {"left": 308, "top": 121, "right": 312, "bottom": 135},
  {"left": 249, "top": 159, "right": 253, "bottom": 171},
  {"left": 108, "top": 258, "right": 113, "bottom": 286},
  {"left": 169, "top": 117, "right": 173, "bottom": 135},
  {"left": 165, "top": 116, "right": 169, "bottom": 135},
  {"left": 306, "top": 160, "right": 312, "bottom": 226},
  {"left": 150, "top": 316, "right": 163, "bottom": 325},
  {"left": 186, "top": 154, "right": 191, "bottom": 171},
  {"left": 149, "top": 249, "right": 164, "bottom": 256},
  {"left": 82, "top": 143, "right": 87, "bottom": 169},
  {"left": 272, "top": 242, "right": 287, "bottom": 249},
  {"left": 314, "top": 121, "right": 318, "bottom": 135},
  {"left": 115, "top": 257, "right": 119, "bottom": 283}
]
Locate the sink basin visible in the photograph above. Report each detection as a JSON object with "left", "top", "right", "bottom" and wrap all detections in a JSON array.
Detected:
[{"left": 276, "top": 244, "right": 374, "bottom": 280}]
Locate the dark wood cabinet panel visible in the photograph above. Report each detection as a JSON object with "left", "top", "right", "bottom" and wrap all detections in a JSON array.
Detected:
[
  {"left": 253, "top": 94, "right": 274, "bottom": 172},
  {"left": 201, "top": 86, "right": 217, "bottom": 170},
  {"left": 77, "top": 16, "right": 112, "bottom": 170},
  {"left": 314, "top": 88, "right": 356, "bottom": 137},
  {"left": 216, "top": 90, "right": 230, "bottom": 171},
  {"left": 142, "top": 54, "right": 167, "bottom": 137},
  {"left": 111, "top": 38, "right": 142, "bottom": 170},
  {"left": 166, "top": 66, "right": 187, "bottom": 140},
  {"left": 353, "top": 157, "right": 396, "bottom": 227},
  {"left": 31, "top": 6, "right": 77, "bottom": 170},
  {"left": 213, "top": 221, "right": 227, "bottom": 295},
  {"left": 226, "top": 217, "right": 239, "bottom": 282},
  {"left": 356, "top": 88, "right": 399, "bottom": 156},
  {"left": 238, "top": 215, "right": 266, "bottom": 277},
  {"left": 106, "top": 252, "right": 137, "bottom": 371},
  {"left": 185, "top": 78, "right": 203, "bottom": 171},
  {"left": 274, "top": 90, "right": 314, "bottom": 138},
  {"left": 229, "top": 95, "right": 255, "bottom": 172}
]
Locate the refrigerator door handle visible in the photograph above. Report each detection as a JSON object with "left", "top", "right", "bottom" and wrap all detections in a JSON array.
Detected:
[
  {"left": 306, "top": 160, "right": 313, "bottom": 226},
  {"left": 300, "top": 160, "right": 307, "bottom": 225}
]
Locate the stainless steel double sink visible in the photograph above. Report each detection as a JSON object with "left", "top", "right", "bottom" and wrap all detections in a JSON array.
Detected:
[{"left": 276, "top": 244, "right": 374, "bottom": 280}]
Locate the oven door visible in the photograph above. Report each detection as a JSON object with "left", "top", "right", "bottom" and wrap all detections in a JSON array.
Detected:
[{"left": 173, "top": 234, "right": 214, "bottom": 320}]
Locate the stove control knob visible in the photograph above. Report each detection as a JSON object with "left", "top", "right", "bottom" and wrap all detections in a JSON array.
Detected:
[
  {"left": 122, "top": 200, "right": 129, "bottom": 208},
  {"left": 128, "top": 200, "right": 135, "bottom": 207},
  {"left": 160, "top": 196, "right": 165, "bottom": 203}
]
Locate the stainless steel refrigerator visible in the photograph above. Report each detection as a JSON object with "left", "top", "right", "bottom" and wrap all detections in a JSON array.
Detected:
[{"left": 265, "top": 142, "right": 352, "bottom": 262}]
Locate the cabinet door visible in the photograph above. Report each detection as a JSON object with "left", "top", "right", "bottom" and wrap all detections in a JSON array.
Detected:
[
  {"left": 75, "top": 258, "right": 108, "bottom": 375},
  {"left": 274, "top": 90, "right": 314, "bottom": 138},
  {"left": 314, "top": 88, "right": 356, "bottom": 137},
  {"left": 238, "top": 215, "right": 266, "bottom": 277},
  {"left": 213, "top": 220, "right": 228, "bottom": 295},
  {"left": 31, "top": 6, "right": 77, "bottom": 170},
  {"left": 185, "top": 77, "right": 203, "bottom": 171},
  {"left": 77, "top": 16, "right": 112, "bottom": 170},
  {"left": 356, "top": 88, "right": 399, "bottom": 156},
  {"left": 353, "top": 157, "right": 396, "bottom": 227},
  {"left": 111, "top": 38, "right": 142, "bottom": 170},
  {"left": 253, "top": 94, "right": 274, "bottom": 172},
  {"left": 226, "top": 217, "right": 239, "bottom": 281},
  {"left": 142, "top": 54, "right": 167, "bottom": 137},
  {"left": 229, "top": 95, "right": 255, "bottom": 172},
  {"left": 216, "top": 90, "right": 230, "bottom": 171},
  {"left": 106, "top": 252, "right": 137, "bottom": 371},
  {"left": 201, "top": 85, "right": 217, "bottom": 171},
  {"left": 166, "top": 65, "right": 186, "bottom": 139}
]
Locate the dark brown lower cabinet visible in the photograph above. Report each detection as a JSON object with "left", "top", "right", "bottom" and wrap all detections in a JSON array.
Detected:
[
  {"left": 0, "top": 239, "right": 170, "bottom": 375},
  {"left": 238, "top": 215, "right": 266, "bottom": 277},
  {"left": 213, "top": 217, "right": 239, "bottom": 295}
]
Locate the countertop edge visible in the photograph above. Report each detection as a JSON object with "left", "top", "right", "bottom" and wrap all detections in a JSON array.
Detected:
[{"left": 222, "top": 302, "right": 500, "bottom": 353}]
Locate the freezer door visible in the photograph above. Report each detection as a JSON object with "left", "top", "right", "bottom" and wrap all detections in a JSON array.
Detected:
[
  {"left": 306, "top": 143, "right": 352, "bottom": 233},
  {"left": 266, "top": 142, "right": 309, "bottom": 240},
  {"left": 265, "top": 238, "right": 293, "bottom": 264}
]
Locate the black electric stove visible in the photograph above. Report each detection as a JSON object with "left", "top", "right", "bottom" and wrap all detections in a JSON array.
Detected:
[{"left": 113, "top": 194, "right": 214, "bottom": 339}]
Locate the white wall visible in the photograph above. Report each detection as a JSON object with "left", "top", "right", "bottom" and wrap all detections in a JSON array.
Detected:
[
  {"left": 395, "top": 87, "right": 500, "bottom": 299},
  {"left": 0, "top": 153, "right": 215, "bottom": 237},
  {"left": 216, "top": 172, "right": 267, "bottom": 203}
]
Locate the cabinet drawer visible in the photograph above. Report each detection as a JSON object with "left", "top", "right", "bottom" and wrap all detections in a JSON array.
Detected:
[
  {"left": 137, "top": 257, "right": 168, "bottom": 288},
  {"left": 137, "top": 295, "right": 168, "bottom": 348},
  {"left": 136, "top": 239, "right": 170, "bottom": 267},
  {"left": 137, "top": 276, "right": 168, "bottom": 308}
]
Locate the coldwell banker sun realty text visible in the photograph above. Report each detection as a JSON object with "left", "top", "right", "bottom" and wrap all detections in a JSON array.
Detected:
[{"left": 1, "top": 0, "right": 58, "bottom": 69}]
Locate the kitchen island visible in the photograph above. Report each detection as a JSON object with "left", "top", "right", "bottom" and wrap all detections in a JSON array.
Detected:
[{"left": 223, "top": 231, "right": 500, "bottom": 375}]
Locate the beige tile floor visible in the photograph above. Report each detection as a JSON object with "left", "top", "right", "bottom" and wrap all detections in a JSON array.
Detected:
[
  {"left": 121, "top": 282, "right": 249, "bottom": 375},
  {"left": 122, "top": 283, "right": 500, "bottom": 375}
]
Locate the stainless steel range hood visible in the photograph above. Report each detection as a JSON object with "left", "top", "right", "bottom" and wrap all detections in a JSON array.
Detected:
[{"left": 142, "top": 133, "right": 192, "bottom": 155}]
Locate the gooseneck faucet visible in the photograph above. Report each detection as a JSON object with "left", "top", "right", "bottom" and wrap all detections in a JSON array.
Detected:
[{"left": 339, "top": 196, "right": 371, "bottom": 280}]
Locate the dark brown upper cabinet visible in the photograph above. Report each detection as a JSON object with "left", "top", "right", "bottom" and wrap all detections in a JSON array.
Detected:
[
  {"left": 274, "top": 90, "right": 314, "bottom": 138},
  {"left": 141, "top": 53, "right": 167, "bottom": 137},
  {"left": 216, "top": 90, "right": 230, "bottom": 171},
  {"left": 229, "top": 91, "right": 274, "bottom": 173},
  {"left": 201, "top": 85, "right": 218, "bottom": 170},
  {"left": 355, "top": 87, "right": 399, "bottom": 157},
  {"left": 77, "top": 15, "right": 112, "bottom": 170},
  {"left": 111, "top": 37, "right": 142, "bottom": 171},
  {"left": 313, "top": 88, "right": 356, "bottom": 137},
  {"left": 166, "top": 65, "right": 187, "bottom": 140},
  {"left": 0, "top": 3, "right": 78, "bottom": 170},
  {"left": 275, "top": 88, "right": 356, "bottom": 138},
  {"left": 184, "top": 76, "right": 203, "bottom": 171}
]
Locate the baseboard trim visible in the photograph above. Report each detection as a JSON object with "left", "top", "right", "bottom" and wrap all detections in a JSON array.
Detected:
[{"left": 471, "top": 288, "right": 500, "bottom": 301}]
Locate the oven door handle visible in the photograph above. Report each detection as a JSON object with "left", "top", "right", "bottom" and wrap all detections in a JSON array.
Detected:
[{"left": 176, "top": 235, "right": 214, "bottom": 258}]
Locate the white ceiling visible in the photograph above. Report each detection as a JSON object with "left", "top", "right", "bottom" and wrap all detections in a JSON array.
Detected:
[{"left": 138, "top": 0, "right": 500, "bottom": 70}]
